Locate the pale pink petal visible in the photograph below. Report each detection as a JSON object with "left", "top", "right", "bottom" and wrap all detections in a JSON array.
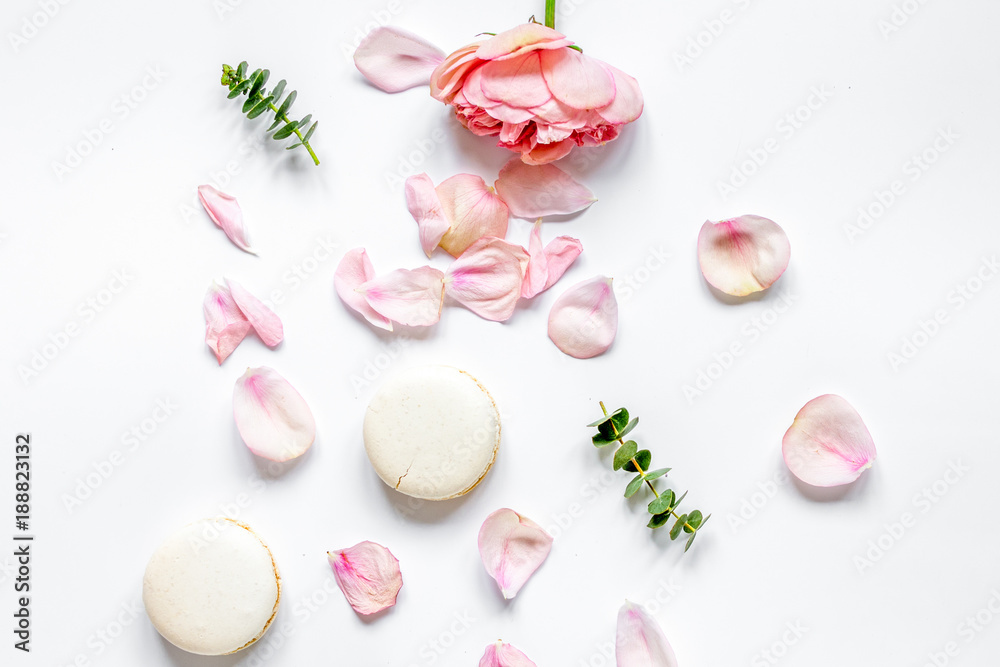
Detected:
[
  {"left": 597, "top": 66, "right": 644, "bottom": 124},
  {"left": 436, "top": 174, "right": 510, "bottom": 257},
  {"left": 404, "top": 174, "right": 450, "bottom": 257},
  {"left": 521, "top": 138, "right": 575, "bottom": 165},
  {"left": 476, "top": 23, "right": 573, "bottom": 61},
  {"left": 430, "top": 40, "right": 486, "bottom": 103},
  {"left": 548, "top": 276, "right": 617, "bottom": 359},
  {"left": 359, "top": 266, "right": 445, "bottom": 327},
  {"left": 479, "top": 53, "right": 552, "bottom": 109},
  {"left": 203, "top": 281, "right": 251, "bottom": 365},
  {"left": 697, "top": 215, "right": 791, "bottom": 297},
  {"left": 616, "top": 601, "right": 679, "bottom": 667},
  {"left": 226, "top": 278, "right": 283, "bottom": 347},
  {"left": 233, "top": 366, "right": 316, "bottom": 462},
  {"left": 782, "top": 394, "right": 877, "bottom": 487},
  {"left": 479, "top": 641, "right": 538, "bottom": 667},
  {"left": 444, "top": 237, "right": 529, "bottom": 322},
  {"left": 197, "top": 185, "right": 256, "bottom": 255},
  {"left": 538, "top": 48, "right": 616, "bottom": 110},
  {"left": 334, "top": 248, "right": 393, "bottom": 331},
  {"left": 494, "top": 158, "right": 596, "bottom": 218},
  {"left": 354, "top": 27, "right": 446, "bottom": 93},
  {"left": 522, "top": 221, "right": 583, "bottom": 298},
  {"left": 478, "top": 508, "right": 553, "bottom": 599},
  {"left": 328, "top": 541, "right": 402, "bottom": 615}
]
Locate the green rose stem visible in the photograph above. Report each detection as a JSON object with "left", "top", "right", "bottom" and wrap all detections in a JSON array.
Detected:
[
  {"left": 545, "top": 0, "right": 556, "bottom": 29},
  {"left": 220, "top": 62, "right": 320, "bottom": 166},
  {"left": 591, "top": 401, "right": 710, "bottom": 551}
]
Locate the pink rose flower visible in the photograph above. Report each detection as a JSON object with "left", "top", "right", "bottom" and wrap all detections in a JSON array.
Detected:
[{"left": 429, "top": 23, "right": 643, "bottom": 165}]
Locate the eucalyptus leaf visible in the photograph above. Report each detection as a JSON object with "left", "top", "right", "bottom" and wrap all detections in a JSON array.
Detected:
[
  {"left": 669, "top": 514, "right": 688, "bottom": 540},
  {"left": 647, "top": 512, "right": 671, "bottom": 529},
  {"left": 273, "top": 121, "right": 300, "bottom": 140},
  {"left": 276, "top": 90, "right": 297, "bottom": 119},
  {"left": 644, "top": 467, "right": 671, "bottom": 482},
  {"left": 624, "top": 449, "right": 651, "bottom": 473},
  {"left": 624, "top": 475, "right": 644, "bottom": 499},
  {"left": 613, "top": 440, "right": 638, "bottom": 471}
]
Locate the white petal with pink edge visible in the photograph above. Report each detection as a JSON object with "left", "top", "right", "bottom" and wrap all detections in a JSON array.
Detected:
[
  {"left": 444, "top": 237, "right": 529, "bottom": 322},
  {"left": 233, "top": 366, "right": 316, "bottom": 462},
  {"left": 697, "top": 215, "right": 791, "bottom": 296},
  {"left": 226, "top": 278, "right": 283, "bottom": 347},
  {"left": 782, "top": 394, "right": 876, "bottom": 487},
  {"left": 436, "top": 174, "right": 510, "bottom": 257},
  {"left": 494, "top": 158, "right": 596, "bottom": 219},
  {"left": 327, "top": 541, "right": 403, "bottom": 615},
  {"left": 547, "top": 276, "right": 618, "bottom": 359},
  {"left": 360, "top": 266, "right": 445, "bottom": 327},
  {"left": 404, "top": 174, "right": 451, "bottom": 256},
  {"left": 334, "top": 248, "right": 394, "bottom": 331},
  {"left": 354, "top": 27, "right": 446, "bottom": 93},
  {"left": 478, "top": 508, "right": 553, "bottom": 599},
  {"left": 479, "top": 641, "right": 538, "bottom": 667},
  {"left": 616, "top": 601, "right": 679, "bottom": 667},
  {"left": 197, "top": 185, "right": 256, "bottom": 255},
  {"left": 203, "top": 281, "right": 252, "bottom": 365},
  {"left": 521, "top": 220, "right": 582, "bottom": 298}
]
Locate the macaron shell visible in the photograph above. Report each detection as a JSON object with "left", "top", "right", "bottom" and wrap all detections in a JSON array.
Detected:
[
  {"left": 363, "top": 365, "right": 501, "bottom": 500},
  {"left": 142, "top": 518, "right": 281, "bottom": 656}
]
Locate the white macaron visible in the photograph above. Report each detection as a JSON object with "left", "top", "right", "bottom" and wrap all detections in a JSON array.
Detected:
[
  {"left": 363, "top": 366, "right": 501, "bottom": 500},
  {"left": 142, "top": 518, "right": 280, "bottom": 655}
]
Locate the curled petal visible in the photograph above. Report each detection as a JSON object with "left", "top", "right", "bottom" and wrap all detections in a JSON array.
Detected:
[
  {"left": 479, "top": 641, "right": 538, "bottom": 667},
  {"left": 360, "top": 266, "right": 445, "bottom": 327},
  {"left": 476, "top": 23, "right": 573, "bottom": 61},
  {"left": 548, "top": 276, "right": 618, "bottom": 359},
  {"left": 226, "top": 278, "right": 283, "bottom": 347},
  {"left": 538, "top": 48, "right": 616, "bottom": 110},
  {"left": 436, "top": 174, "right": 510, "bottom": 257},
  {"left": 697, "top": 215, "right": 791, "bottom": 296},
  {"left": 328, "top": 541, "right": 403, "bottom": 615},
  {"left": 430, "top": 40, "right": 487, "bottom": 103},
  {"left": 405, "top": 174, "right": 450, "bottom": 257},
  {"left": 478, "top": 509, "right": 553, "bottom": 599},
  {"left": 197, "top": 185, "right": 256, "bottom": 255},
  {"left": 203, "top": 281, "right": 251, "bottom": 364},
  {"left": 354, "top": 27, "right": 446, "bottom": 93},
  {"left": 616, "top": 601, "right": 679, "bottom": 667},
  {"left": 597, "top": 66, "right": 644, "bottom": 124},
  {"left": 521, "top": 138, "right": 575, "bottom": 166},
  {"left": 233, "top": 366, "right": 316, "bottom": 462},
  {"left": 494, "top": 158, "right": 596, "bottom": 219},
  {"left": 522, "top": 220, "right": 582, "bottom": 298},
  {"left": 782, "top": 394, "right": 876, "bottom": 487},
  {"left": 445, "top": 237, "right": 529, "bottom": 322},
  {"left": 335, "top": 248, "right": 393, "bottom": 331}
]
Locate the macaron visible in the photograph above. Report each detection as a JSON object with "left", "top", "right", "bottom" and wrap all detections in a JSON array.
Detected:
[
  {"left": 363, "top": 365, "right": 500, "bottom": 500},
  {"left": 142, "top": 518, "right": 280, "bottom": 655}
]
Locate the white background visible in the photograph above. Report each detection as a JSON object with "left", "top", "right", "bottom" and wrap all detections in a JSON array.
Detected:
[{"left": 3, "top": 0, "right": 1000, "bottom": 665}]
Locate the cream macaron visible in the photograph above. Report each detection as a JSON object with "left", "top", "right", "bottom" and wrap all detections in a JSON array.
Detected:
[
  {"left": 363, "top": 366, "right": 501, "bottom": 500},
  {"left": 142, "top": 518, "right": 280, "bottom": 655}
]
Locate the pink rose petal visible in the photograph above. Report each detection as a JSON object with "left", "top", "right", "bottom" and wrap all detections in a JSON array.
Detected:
[
  {"left": 436, "top": 174, "right": 510, "bottom": 257},
  {"left": 597, "top": 66, "right": 644, "bottom": 124},
  {"left": 548, "top": 276, "right": 618, "bottom": 359},
  {"left": 328, "top": 541, "right": 402, "bottom": 615},
  {"left": 616, "top": 601, "right": 679, "bottom": 667},
  {"left": 405, "top": 174, "right": 451, "bottom": 257},
  {"left": 522, "top": 220, "right": 582, "bottom": 298},
  {"left": 782, "top": 394, "right": 877, "bottom": 487},
  {"left": 476, "top": 23, "right": 573, "bottom": 61},
  {"left": 354, "top": 27, "right": 446, "bottom": 93},
  {"left": 478, "top": 508, "right": 553, "bottom": 599},
  {"left": 479, "top": 641, "right": 538, "bottom": 667},
  {"left": 233, "top": 366, "right": 316, "bottom": 462},
  {"left": 335, "top": 248, "right": 394, "bottom": 332},
  {"left": 444, "top": 237, "right": 529, "bottom": 322},
  {"left": 203, "top": 281, "right": 252, "bottom": 365},
  {"left": 226, "top": 278, "right": 283, "bottom": 347},
  {"left": 697, "top": 215, "right": 791, "bottom": 297},
  {"left": 538, "top": 48, "right": 616, "bottom": 110},
  {"left": 479, "top": 53, "right": 553, "bottom": 109},
  {"left": 197, "top": 184, "right": 256, "bottom": 255},
  {"left": 494, "top": 158, "right": 596, "bottom": 219},
  {"left": 359, "top": 266, "right": 445, "bottom": 327}
]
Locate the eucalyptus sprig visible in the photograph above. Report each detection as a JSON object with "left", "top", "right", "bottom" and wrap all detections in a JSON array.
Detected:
[
  {"left": 588, "top": 402, "right": 710, "bottom": 551},
  {"left": 220, "top": 61, "right": 320, "bottom": 166}
]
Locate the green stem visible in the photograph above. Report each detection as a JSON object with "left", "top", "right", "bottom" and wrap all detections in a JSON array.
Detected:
[
  {"left": 600, "top": 401, "right": 696, "bottom": 533},
  {"left": 545, "top": 0, "right": 556, "bottom": 29},
  {"left": 264, "top": 99, "right": 320, "bottom": 166}
]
